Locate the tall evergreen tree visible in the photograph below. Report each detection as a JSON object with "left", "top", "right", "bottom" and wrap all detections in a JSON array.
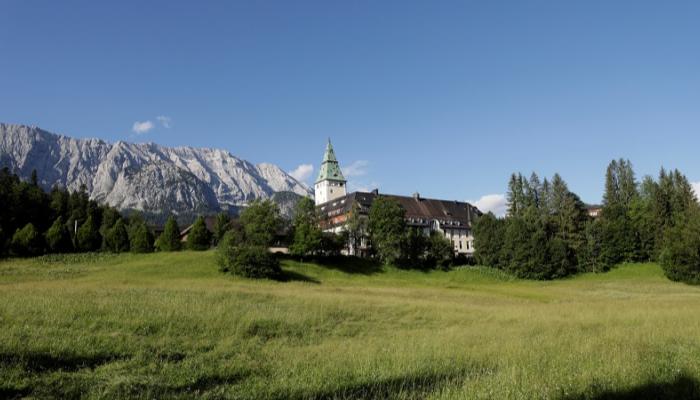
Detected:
[
  {"left": 45, "top": 216, "right": 73, "bottom": 253},
  {"left": 187, "top": 216, "right": 212, "bottom": 250},
  {"left": 156, "top": 216, "right": 182, "bottom": 251},
  {"left": 129, "top": 221, "right": 154, "bottom": 253},
  {"left": 212, "top": 212, "right": 232, "bottom": 245},
  {"left": 105, "top": 219, "right": 130, "bottom": 253},
  {"left": 77, "top": 215, "right": 101, "bottom": 252}
]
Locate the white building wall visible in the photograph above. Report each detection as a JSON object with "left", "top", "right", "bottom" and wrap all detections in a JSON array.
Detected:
[{"left": 314, "top": 180, "right": 347, "bottom": 206}]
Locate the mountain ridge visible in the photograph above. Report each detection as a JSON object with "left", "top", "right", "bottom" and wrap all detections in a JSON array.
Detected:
[{"left": 0, "top": 123, "right": 312, "bottom": 215}]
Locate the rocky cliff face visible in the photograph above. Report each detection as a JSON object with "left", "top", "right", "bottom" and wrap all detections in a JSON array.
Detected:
[{"left": 0, "top": 123, "right": 312, "bottom": 215}]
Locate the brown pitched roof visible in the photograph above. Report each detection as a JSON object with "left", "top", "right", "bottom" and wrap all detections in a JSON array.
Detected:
[{"left": 317, "top": 191, "right": 482, "bottom": 227}]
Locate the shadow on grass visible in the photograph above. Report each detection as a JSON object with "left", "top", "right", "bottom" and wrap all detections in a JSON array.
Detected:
[
  {"left": 562, "top": 375, "right": 700, "bottom": 400},
  {"left": 275, "top": 269, "right": 321, "bottom": 284},
  {"left": 0, "top": 351, "right": 126, "bottom": 373},
  {"left": 281, "top": 370, "right": 468, "bottom": 400},
  {"left": 302, "top": 255, "right": 384, "bottom": 276}
]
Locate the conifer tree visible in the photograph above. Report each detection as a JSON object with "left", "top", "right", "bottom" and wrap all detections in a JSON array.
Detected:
[
  {"left": 156, "top": 216, "right": 181, "bottom": 251},
  {"left": 187, "top": 216, "right": 212, "bottom": 250},
  {"left": 240, "top": 200, "right": 282, "bottom": 247},
  {"left": 129, "top": 221, "right": 154, "bottom": 253},
  {"left": 77, "top": 215, "right": 101, "bottom": 252},
  {"left": 212, "top": 212, "right": 231, "bottom": 245},
  {"left": 105, "top": 219, "right": 130, "bottom": 253},
  {"left": 45, "top": 216, "right": 73, "bottom": 253}
]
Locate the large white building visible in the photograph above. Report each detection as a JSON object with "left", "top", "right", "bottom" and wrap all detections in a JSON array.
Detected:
[{"left": 314, "top": 140, "right": 481, "bottom": 256}]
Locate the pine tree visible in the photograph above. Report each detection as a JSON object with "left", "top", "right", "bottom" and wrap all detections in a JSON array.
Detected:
[
  {"left": 45, "top": 216, "right": 73, "bottom": 253},
  {"left": 212, "top": 212, "right": 231, "bottom": 245},
  {"left": 77, "top": 215, "right": 101, "bottom": 252},
  {"left": 105, "top": 219, "right": 130, "bottom": 253},
  {"left": 473, "top": 212, "right": 505, "bottom": 268},
  {"left": 129, "top": 221, "right": 154, "bottom": 253},
  {"left": 156, "top": 216, "right": 181, "bottom": 251},
  {"left": 187, "top": 216, "right": 212, "bottom": 251}
]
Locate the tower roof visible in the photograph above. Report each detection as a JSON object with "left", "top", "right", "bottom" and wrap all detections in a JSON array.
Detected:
[{"left": 316, "top": 139, "right": 345, "bottom": 183}]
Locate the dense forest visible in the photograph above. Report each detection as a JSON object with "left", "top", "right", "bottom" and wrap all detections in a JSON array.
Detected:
[
  {"left": 0, "top": 168, "right": 155, "bottom": 256},
  {"left": 473, "top": 159, "right": 700, "bottom": 283}
]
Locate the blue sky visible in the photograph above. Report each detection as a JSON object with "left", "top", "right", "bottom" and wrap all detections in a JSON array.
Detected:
[{"left": 1, "top": 1, "right": 699, "bottom": 214}]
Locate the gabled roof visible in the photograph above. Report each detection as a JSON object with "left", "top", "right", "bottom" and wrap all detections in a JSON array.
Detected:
[{"left": 316, "top": 139, "right": 345, "bottom": 183}]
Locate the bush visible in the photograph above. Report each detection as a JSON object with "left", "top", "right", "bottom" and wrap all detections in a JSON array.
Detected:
[
  {"left": 11, "top": 223, "right": 43, "bottom": 256},
  {"left": 45, "top": 216, "right": 73, "bottom": 253},
  {"left": 187, "top": 216, "right": 211, "bottom": 250},
  {"left": 216, "top": 231, "right": 280, "bottom": 278},
  {"left": 659, "top": 213, "right": 700, "bottom": 284}
]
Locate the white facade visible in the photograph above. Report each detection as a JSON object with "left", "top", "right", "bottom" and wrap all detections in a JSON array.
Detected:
[{"left": 314, "top": 179, "right": 347, "bottom": 206}]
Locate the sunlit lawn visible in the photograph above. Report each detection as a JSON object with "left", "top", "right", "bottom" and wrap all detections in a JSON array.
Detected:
[{"left": 1, "top": 252, "right": 699, "bottom": 399}]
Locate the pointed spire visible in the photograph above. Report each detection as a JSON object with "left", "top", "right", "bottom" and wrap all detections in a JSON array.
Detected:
[{"left": 316, "top": 138, "right": 345, "bottom": 183}]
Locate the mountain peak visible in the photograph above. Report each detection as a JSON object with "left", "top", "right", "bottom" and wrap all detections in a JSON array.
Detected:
[{"left": 0, "top": 123, "right": 312, "bottom": 215}]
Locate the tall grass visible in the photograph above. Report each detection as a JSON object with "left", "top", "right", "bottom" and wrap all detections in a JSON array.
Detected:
[{"left": 1, "top": 253, "right": 699, "bottom": 399}]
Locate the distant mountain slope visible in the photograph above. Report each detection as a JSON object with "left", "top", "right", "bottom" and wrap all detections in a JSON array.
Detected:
[{"left": 0, "top": 123, "right": 312, "bottom": 215}]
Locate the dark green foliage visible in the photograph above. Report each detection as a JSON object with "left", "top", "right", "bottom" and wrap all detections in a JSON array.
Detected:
[
  {"left": 659, "top": 212, "right": 700, "bottom": 284},
  {"left": 368, "top": 197, "right": 406, "bottom": 265},
  {"left": 426, "top": 231, "right": 454, "bottom": 269},
  {"left": 45, "top": 217, "right": 73, "bottom": 253},
  {"left": 128, "top": 219, "right": 154, "bottom": 253},
  {"left": 580, "top": 219, "right": 606, "bottom": 272},
  {"left": 240, "top": 200, "right": 282, "bottom": 247},
  {"left": 477, "top": 172, "right": 588, "bottom": 279},
  {"left": 216, "top": 230, "right": 280, "bottom": 278},
  {"left": 187, "top": 216, "right": 212, "bottom": 251},
  {"left": 399, "top": 227, "right": 428, "bottom": 268},
  {"left": 473, "top": 213, "right": 506, "bottom": 268},
  {"left": 105, "top": 219, "right": 130, "bottom": 253},
  {"left": 11, "top": 223, "right": 43, "bottom": 256},
  {"left": 290, "top": 197, "right": 323, "bottom": 257},
  {"left": 0, "top": 169, "right": 132, "bottom": 256},
  {"left": 212, "top": 212, "right": 232, "bottom": 245},
  {"left": 345, "top": 201, "right": 368, "bottom": 256},
  {"left": 156, "top": 216, "right": 181, "bottom": 252},
  {"left": 77, "top": 215, "right": 101, "bottom": 252}
]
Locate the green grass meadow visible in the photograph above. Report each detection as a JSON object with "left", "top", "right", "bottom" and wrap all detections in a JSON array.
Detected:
[{"left": 1, "top": 252, "right": 700, "bottom": 399}]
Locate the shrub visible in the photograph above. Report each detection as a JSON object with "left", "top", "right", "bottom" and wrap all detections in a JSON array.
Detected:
[
  {"left": 45, "top": 216, "right": 73, "bottom": 253},
  {"left": 11, "top": 223, "right": 43, "bottom": 256},
  {"left": 187, "top": 216, "right": 212, "bottom": 251},
  {"left": 216, "top": 231, "right": 280, "bottom": 278}
]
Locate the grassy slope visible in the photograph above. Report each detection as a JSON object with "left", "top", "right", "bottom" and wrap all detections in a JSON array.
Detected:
[{"left": 1, "top": 253, "right": 699, "bottom": 399}]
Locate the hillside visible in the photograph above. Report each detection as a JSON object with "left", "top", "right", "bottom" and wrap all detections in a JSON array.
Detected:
[
  {"left": 0, "top": 123, "right": 312, "bottom": 215},
  {"left": 1, "top": 253, "right": 699, "bottom": 399}
]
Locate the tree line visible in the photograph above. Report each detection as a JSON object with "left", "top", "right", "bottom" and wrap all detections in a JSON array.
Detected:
[
  {"left": 0, "top": 168, "right": 225, "bottom": 257},
  {"left": 473, "top": 159, "right": 700, "bottom": 283}
]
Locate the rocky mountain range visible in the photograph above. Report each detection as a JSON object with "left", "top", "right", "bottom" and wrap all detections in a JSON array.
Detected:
[{"left": 0, "top": 123, "right": 312, "bottom": 216}]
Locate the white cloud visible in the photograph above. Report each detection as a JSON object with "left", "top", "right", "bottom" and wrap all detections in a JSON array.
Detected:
[
  {"left": 342, "top": 160, "right": 369, "bottom": 178},
  {"left": 156, "top": 115, "right": 172, "bottom": 128},
  {"left": 289, "top": 164, "right": 314, "bottom": 183},
  {"left": 692, "top": 182, "right": 700, "bottom": 199},
  {"left": 470, "top": 194, "right": 507, "bottom": 217},
  {"left": 132, "top": 120, "right": 154, "bottom": 135}
]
